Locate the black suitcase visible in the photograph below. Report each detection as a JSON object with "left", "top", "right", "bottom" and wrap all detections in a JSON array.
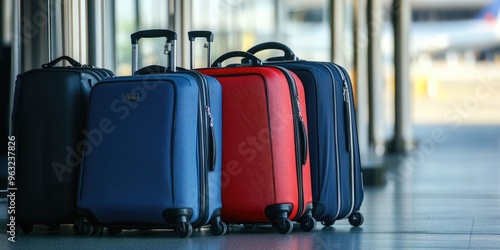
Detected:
[{"left": 12, "top": 56, "right": 114, "bottom": 233}]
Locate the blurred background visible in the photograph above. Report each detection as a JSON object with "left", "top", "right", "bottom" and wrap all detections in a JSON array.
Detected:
[{"left": 1, "top": 0, "right": 500, "bottom": 187}]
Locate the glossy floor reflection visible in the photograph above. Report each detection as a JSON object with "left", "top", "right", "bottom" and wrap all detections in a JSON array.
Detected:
[{"left": 1, "top": 124, "right": 499, "bottom": 249}]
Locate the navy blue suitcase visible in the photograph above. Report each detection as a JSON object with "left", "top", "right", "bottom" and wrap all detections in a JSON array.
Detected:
[
  {"left": 247, "top": 42, "right": 364, "bottom": 227},
  {"left": 77, "top": 30, "right": 225, "bottom": 238}
]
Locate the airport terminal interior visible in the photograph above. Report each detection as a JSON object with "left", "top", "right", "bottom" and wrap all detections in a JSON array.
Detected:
[{"left": 1, "top": 0, "right": 500, "bottom": 249}]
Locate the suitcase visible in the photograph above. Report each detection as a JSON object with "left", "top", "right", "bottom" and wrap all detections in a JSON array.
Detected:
[
  {"left": 77, "top": 29, "right": 226, "bottom": 238},
  {"left": 12, "top": 56, "right": 114, "bottom": 233},
  {"left": 247, "top": 42, "right": 364, "bottom": 227},
  {"left": 190, "top": 32, "right": 315, "bottom": 234}
]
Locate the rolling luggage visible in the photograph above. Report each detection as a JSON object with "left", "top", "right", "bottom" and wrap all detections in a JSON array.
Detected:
[
  {"left": 77, "top": 29, "right": 225, "bottom": 238},
  {"left": 12, "top": 56, "right": 114, "bottom": 233},
  {"left": 189, "top": 31, "right": 315, "bottom": 234},
  {"left": 246, "top": 42, "right": 364, "bottom": 227}
]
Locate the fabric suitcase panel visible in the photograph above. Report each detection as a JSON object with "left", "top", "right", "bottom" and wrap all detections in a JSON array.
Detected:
[
  {"left": 78, "top": 76, "right": 201, "bottom": 225},
  {"left": 198, "top": 67, "right": 303, "bottom": 223},
  {"left": 14, "top": 69, "right": 97, "bottom": 224},
  {"left": 272, "top": 61, "right": 363, "bottom": 221}
]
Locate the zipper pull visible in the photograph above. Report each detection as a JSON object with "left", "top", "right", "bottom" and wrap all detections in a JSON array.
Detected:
[
  {"left": 343, "top": 82, "right": 350, "bottom": 103},
  {"left": 342, "top": 82, "right": 352, "bottom": 152},
  {"left": 206, "top": 106, "right": 216, "bottom": 171},
  {"left": 296, "top": 97, "right": 304, "bottom": 121},
  {"left": 205, "top": 106, "right": 213, "bottom": 127}
]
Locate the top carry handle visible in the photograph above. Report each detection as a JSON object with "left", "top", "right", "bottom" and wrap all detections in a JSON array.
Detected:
[
  {"left": 210, "top": 50, "right": 308, "bottom": 166},
  {"left": 211, "top": 51, "right": 262, "bottom": 68},
  {"left": 188, "top": 30, "right": 214, "bottom": 69},
  {"left": 130, "top": 29, "right": 177, "bottom": 74},
  {"left": 42, "top": 56, "right": 82, "bottom": 68},
  {"left": 246, "top": 42, "right": 298, "bottom": 62}
]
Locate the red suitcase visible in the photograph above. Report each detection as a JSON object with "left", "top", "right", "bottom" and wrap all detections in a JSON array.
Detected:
[{"left": 191, "top": 38, "right": 315, "bottom": 233}]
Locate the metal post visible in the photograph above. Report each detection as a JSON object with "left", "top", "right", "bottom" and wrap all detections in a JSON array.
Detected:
[
  {"left": 367, "top": 0, "right": 386, "bottom": 155},
  {"left": 392, "top": 0, "right": 413, "bottom": 152}
]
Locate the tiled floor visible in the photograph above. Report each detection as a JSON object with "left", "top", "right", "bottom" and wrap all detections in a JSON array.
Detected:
[{"left": 1, "top": 124, "right": 499, "bottom": 249}]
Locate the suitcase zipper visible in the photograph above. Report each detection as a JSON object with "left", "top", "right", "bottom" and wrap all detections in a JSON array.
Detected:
[
  {"left": 180, "top": 71, "right": 213, "bottom": 227},
  {"left": 274, "top": 66, "right": 306, "bottom": 221},
  {"left": 332, "top": 64, "right": 357, "bottom": 217},
  {"left": 319, "top": 63, "right": 343, "bottom": 219}
]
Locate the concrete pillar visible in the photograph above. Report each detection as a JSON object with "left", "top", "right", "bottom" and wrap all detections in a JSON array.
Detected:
[
  {"left": 331, "top": 0, "right": 345, "bottom": 65},
  {"left": 88, "top": 0, "right": 116, "bottom": 70},
  {"left": 392, "top": 0, "right": 414, "bottom": 152},
  {"left": 367, "top": 0, "right": 386, "bottom": 155},
  {"left": 353, "top": 0, "right": 370, "bottom": 158},
  {"left": 9, "top": 0, "right": 21, "bottom": 135}
]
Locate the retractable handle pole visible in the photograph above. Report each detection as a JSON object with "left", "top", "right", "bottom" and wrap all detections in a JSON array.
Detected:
[
  {"left": 130, "top": 29, "right": 177, "bottom": 74},
  {"left": 188, "top": 31, "right": 214, "bottom": 69}
]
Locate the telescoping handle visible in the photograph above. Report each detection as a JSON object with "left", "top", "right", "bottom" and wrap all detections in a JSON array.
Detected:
[
  {"left": 130, "top": 29, "right": 177, "bottom": 74},
  {"left": 246, "top": 42, "right": 298, "bottom": 61},
  {"left": 188, "top": 30, "right": 214, "bottom": 69}
]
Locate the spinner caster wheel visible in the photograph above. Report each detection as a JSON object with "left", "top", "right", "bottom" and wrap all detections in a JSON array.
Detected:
[
  {"left": 277, "top": 219, "right": 293, "bottom": 234},
  {"left": 300, "top": 216, "right": 317, "bottom": 232},
  {"left": 348, "top": 211, "right": 364, "bottom": 227},
  {"left": 174, "top": 222, "right": 193, "bottom": 238},
  {"left": 210, "top": 221, "right": 228, "bottom": 236}
]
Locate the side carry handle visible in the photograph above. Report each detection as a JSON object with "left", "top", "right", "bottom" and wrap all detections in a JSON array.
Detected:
[
  {"left": 299, "top": 120, "right": 308, "bottom": 165},
  {"left": 246, "top": 42, "right": 298, "bottom": 61},
  {"left": 188, "top": 30, "right": 214, "bottom": 69},
  {"left": 211, "top": 51, "right": 262, "bottom": 68},
  {"left": 42, "top": 56, "right": 81, "bottom": 68},
  {"left": 130, "top": 29, "right": 177, "bottom": 74}
]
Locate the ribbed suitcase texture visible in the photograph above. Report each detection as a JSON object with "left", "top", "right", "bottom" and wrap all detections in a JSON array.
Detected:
[
  {"left": 197, "top": 51, "right": 315, "bottom": 234},
  {"left": 247, "top": 42, "right": 364, "bottom": 227},
  {"left": 12, "top": 56, "right": 114, "bottom": 233}
]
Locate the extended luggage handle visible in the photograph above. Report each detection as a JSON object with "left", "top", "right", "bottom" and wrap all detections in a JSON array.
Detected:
[
  {"left": 42, "top": 56, "right": 82, "bottom": 68},
  {"left": 130, "top": 29, "right": 177, "bottom": 74},
  {"left": 188, "top": 30, "right": 214, "bottom": 69},
  {"left": 211, "top": 51, "right": 262, "bottom": 68},
  {"left": 246, "top": 42, "right": 298, "bottom": 61}
]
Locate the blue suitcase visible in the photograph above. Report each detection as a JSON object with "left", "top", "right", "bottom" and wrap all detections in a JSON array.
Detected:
[
  {"left": 247, "top": 42, "right": 364, "bottom": 227},
  {"left": 77, "top": 30, "right": 225, "bottom": 238}
]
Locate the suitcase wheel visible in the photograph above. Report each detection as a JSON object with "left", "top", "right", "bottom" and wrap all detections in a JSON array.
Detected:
[
  {"left": 277, "top": 218, "right": 293, "bottom": 234},
  {"left": 210, "top": 220, "right": 228, "bottom": 236},
  {"left": 79, "top": 221, "right": 103, "bottom": 236},
  {"left": 321, "top": 220, "right": 335, "bottom": 227},
  {"left": 108, "top": 228, "right": 123, "bottom": 235},
  {"left": 300, "top": 216, "right": 317, "bottom": 232},
  {"left": 93, "top": 225, "right": 104, "bottom": 236},
  {"left": 348, "top": 211, "right": 364, "bottom": 227},
  {"left": 174, "top": 221, "right": 193, "bottom": 238},
  {"left": 79, "top": 222, "right": 94, "bottom": 236},
  {"left": 20, "top": 224, "right": 34, "bottom": 234}
]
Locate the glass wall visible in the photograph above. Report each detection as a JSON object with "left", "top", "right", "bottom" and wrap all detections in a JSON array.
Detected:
[
  {"left": 114, "top": 0, "right": 171, "bottom": 75},
  {"left": 113, "top": 0, "right": 332, "bottom": 73},
  {"left": 191, "top": 0, "right": 330, "bottom": 67},
  {"left": 190, "top": 0, "right": 331, "bottom": 68}
]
